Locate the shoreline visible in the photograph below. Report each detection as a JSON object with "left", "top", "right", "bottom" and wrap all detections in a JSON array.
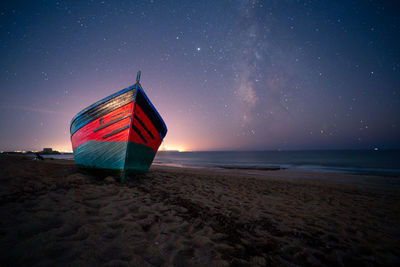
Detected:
[
  {"left": 1, "top": 155, "right": 399, "bottom": 265},
  {"left": 18, "top": 152, "right": 400, "bottom": 179},
  {"left": 151, "top": 164, "right": 400, "bottom": 189}
]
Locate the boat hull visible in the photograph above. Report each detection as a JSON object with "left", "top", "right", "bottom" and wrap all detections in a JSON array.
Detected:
[
  {"left": 70, "top": 83, "right": 167, "bottom": 179},
  {"left": 74, "top": 140, "right": 155, "bottom": 173}
]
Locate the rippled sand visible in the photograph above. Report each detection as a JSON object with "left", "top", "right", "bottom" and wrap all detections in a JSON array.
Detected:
[{"left": 0, "top": 155, "right": 399, "bottom": 266}]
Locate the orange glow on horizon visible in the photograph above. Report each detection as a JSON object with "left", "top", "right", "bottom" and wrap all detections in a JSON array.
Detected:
[{"left": 159, "top": 142, "right": 188, "bottom": 152}]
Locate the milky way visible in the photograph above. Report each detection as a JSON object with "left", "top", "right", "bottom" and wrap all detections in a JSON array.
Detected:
[{"left": 0, "top": 0, "right": 399, "bottom": 151}]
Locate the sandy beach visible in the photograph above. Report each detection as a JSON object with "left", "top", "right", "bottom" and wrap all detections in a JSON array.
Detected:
[{"left": 0, "top": 155, "right": 399, "bottom": 266}]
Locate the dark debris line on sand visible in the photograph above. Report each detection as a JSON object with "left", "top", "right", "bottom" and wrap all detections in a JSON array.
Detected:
[{"left": 0, "top": 155, "right": 400, "bottom": 266}]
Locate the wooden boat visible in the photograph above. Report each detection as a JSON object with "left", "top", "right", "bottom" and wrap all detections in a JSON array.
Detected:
[{"left": 70, "top": 71, "right": 167, "bottom": 181}]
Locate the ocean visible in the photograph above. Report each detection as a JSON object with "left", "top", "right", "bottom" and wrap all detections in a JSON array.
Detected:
[
  {"left": 154, "top": 150, "right": 400, "bottom": 177},
  {"left": 45, "top": 150, "right": 400, "bottom": 177}
]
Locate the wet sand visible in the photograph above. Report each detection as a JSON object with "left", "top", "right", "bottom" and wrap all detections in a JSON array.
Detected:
[{"left": 0, "top": 155, "right": 399, "bottom": 266}]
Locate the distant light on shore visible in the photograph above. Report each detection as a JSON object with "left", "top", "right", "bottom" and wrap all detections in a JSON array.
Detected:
[
  {"left": 51, "top": 144, "right": 73, "bottom": 153},
  {"left": 160, "top": 144, "right": 188, "bottom": 152}
]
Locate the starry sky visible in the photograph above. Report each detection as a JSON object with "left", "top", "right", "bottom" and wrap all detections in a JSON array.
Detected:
[{"left": 0, "top": 0, "right": 399, "bottom": 152}]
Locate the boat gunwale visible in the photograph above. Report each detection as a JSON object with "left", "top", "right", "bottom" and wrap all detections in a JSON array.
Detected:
[{"left": 70, "top": 85, "right": 135, "bottom": 133}]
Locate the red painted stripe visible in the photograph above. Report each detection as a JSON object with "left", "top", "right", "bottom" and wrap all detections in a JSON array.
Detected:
[
  {"left": 71, "top": 103, "right": 133, "bottom": 150},
  {"left": 71, "top": 100, "right": 163, "bottom": 155},
  {"left": 129, "top": 104, "right": 162, "bottom": 152}
]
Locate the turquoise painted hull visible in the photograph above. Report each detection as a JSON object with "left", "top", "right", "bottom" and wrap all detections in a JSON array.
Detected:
[
  {"left": 74, "top": 140, "right": 156, "bottom": 175},
  {"left": 125, "top": 141, "right": 157, "bottom": 173}
]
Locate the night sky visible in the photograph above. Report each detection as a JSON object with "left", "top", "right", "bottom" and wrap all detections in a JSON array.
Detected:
[{"left": 1, "top": 0, "right": 399, "bottom": 152}]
